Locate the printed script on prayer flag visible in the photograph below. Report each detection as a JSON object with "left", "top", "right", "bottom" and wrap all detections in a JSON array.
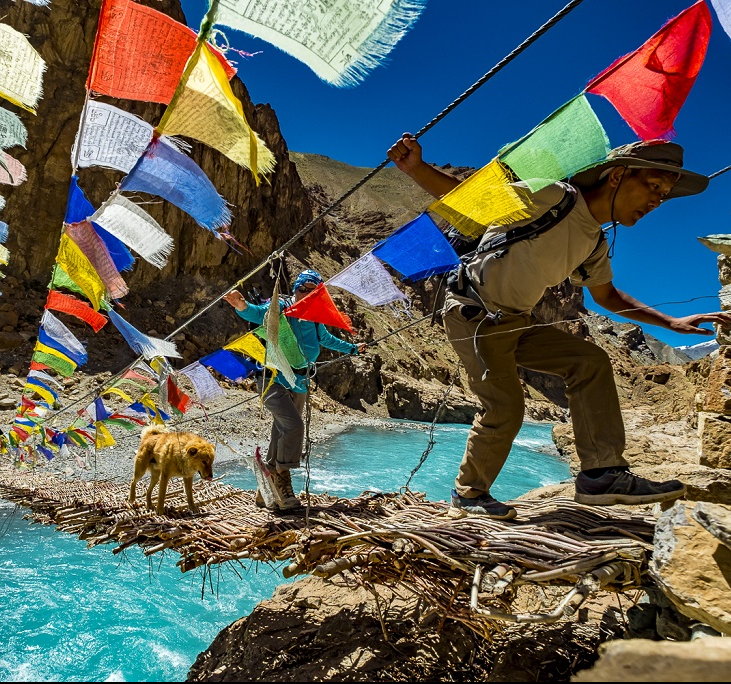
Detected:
[
  {"left": 430, "top": 160, "right": 532, "bottom": 238},
  {"left": 585, "top": 1, "right": 712, "bottom": 141},
  {"left": 0, "top": 24, "right": 46, "bottom": 112},
  {"left": 87, "top": 0, "right": 235, "bottom": 105},
  {"left": 500, "top": 95, "right": 611, "bottom": 193},
  {"left": 157, "top": 42, "right": 275, "bottom": 180},
  {"left": 212, "top": 0, "right": 426, "bottom": 88},
  {"left": 328, "top": 252, "right": 407, "bottom": 307},
  {"left": 0, "top": 108, "right": 27, "bottom": 149},
  {"left": 73, "top": 101, "right": 180, "bottom": 174}
]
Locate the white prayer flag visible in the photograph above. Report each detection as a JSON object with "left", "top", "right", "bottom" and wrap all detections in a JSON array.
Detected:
[
  {"left": 41, "top": 310, "right": 87, "bottom": 361},
  {"left": 710, "top": 0, "right": 731, "bottom": 40},
  {"left": 0, "top": 108, "right": 27, "bottom": 149},
  {"left": 91, "top": 194, "right": 173, "bottom": 269},
  {"left": 179, "top": 362, "right": 226, "bottom": 404},
  {"left": 0, "top": 152, "right": 26, "bottom": 186},
  {"left": 0, "top": 23, "right": 46, "bottom": 112},
  {"left": 328, "top": 252, "right": 407, "bottom": 306},
  {"left": 211, "top": 0, "right": 426, "bottom": 87},
  {"left": 72, "top": 101, "right": 182, "bottom": 174}
]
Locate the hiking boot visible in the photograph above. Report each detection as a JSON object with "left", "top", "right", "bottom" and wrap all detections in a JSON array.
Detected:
[
  {"left": 271, "top": 469, "right": 302, "bottom": 510},
  {"left": 255, "top": 488, "right": 278, "bottom": 511},
  {"left": 574, "top": 469, "right": 687, "bottom": 506},
  {"left": 449, "top": 490, "right": 517, "bottom": 520}
]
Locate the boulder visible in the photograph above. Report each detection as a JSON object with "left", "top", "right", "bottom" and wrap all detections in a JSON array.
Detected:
[
  {"left": 698, "top": 412, "right": 731, "bottom": 469},
  {"left": 572, "top": 637, "right": 731, "bottom": 682},
  {"left": 383, "top": 372, "right": 478, "bottom": 423},
  {"left": 650, "top": 502, "right": 731, "bottom": 635}
]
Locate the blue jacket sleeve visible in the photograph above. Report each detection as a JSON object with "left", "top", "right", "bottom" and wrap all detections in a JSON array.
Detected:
[
  {"left": 316, "top": 323, "right": 357, "bottom": 355},
  {"left": 235, "top": 302, "right": 269, "bottom": 326}
]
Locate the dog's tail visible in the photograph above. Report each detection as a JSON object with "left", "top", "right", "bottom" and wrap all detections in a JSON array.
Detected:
[{"left": 141, "top": 425, "right": 168, "bottom": 439}]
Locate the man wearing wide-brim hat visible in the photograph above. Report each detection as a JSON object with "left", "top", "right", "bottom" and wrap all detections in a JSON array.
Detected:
[{"left": 388, "top": 135, "right": 731, "bottom": 520}]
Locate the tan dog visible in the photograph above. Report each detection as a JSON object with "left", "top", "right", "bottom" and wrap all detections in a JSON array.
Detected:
[{"left": 129, "top": 426, "right": 215, "bottom": 514}]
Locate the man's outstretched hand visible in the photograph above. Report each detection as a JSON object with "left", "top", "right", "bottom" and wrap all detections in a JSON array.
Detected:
[{"left": 669, "top": 311, "right": 731, "bottom": 335}]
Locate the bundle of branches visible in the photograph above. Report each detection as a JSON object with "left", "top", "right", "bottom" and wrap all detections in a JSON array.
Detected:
[{"left": 0, "top": 466, "right": 655, "bottom": 634}]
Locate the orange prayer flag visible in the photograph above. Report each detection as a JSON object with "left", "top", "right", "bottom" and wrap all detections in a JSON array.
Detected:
[
  {"left": 87, "top": 0, "right": 236, "bottom": 105},
  {"left": 284, "top": 284, "right": 354, "bottom": 334},
  {"left": 29, "top": 360, "right": 50, "bottom": 372}
]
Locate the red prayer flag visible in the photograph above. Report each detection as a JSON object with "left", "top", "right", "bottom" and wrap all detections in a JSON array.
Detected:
[
  {"left": 29, "top": 361, "right": 50, "bottom": 372},
  {"left": 46, "top": 290, "right": 108, "bottom": 332},
  {"left": 87, "top": 0, "right": 236, "bottom": 105},
  {"left": 586, "top": 1, "right": 711, "bottom": 140},
  {"left": 284, "top": 284, "right": 354, "bottom": 333},
  {"left": 166, "top": 377, "right": 191, "bottom": 414}
]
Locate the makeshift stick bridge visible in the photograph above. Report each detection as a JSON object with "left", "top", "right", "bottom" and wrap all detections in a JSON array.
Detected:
[{"left": 0, "top": 466, "right": 655, "bottom": 635}]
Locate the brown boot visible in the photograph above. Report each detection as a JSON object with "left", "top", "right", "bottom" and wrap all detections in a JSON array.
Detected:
[{"left": 271, "top": 469, "right": 301, "bottom": 510}]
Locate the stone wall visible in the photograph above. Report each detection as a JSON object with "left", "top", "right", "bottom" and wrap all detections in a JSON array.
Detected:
[{"left": 698, "top": 253, "right": 731, "bottom": 468}]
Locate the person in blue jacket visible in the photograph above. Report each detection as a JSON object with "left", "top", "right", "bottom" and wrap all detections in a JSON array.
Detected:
[{"left": 224, "top": 269, "right": 366, "bottom": 511}]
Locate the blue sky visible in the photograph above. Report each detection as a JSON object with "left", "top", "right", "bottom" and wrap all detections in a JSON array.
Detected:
[{"left": 181, "top": 0, "right": 731, "bottom": 348}]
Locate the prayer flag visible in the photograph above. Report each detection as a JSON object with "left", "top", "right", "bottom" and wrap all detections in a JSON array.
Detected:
[
  {"left": 0, "top": 152, "right": 27, "bottom": 186},
  {"left": 328, "top": 252, "right": 407, "bottom": 306},
  {"left": 102, "top": 387, "right": 135, "bottom": 404},
  {"left": 73, "top": 100, "right": 181, "bottom": 174},
  {"left": 95, "top": 421, "right": 116, "bottom": 448},
  {"left": 24, "top": 1, "right": 51, "bottom": 6},
  {"left": 107, "top": 308, "right": 181, "bottom": 360},
  {"left": 45, "top": 290, "right": 108, "bottom": 332},
  {"left": 499, "top": 95, "right": 611, "bottom": 193},
  {"left": 41, "top": 310, "right": 87, "bottom": 365},
  {"left": 65, "top": 221, "right": 129, "bottom": 300},
  {"left": 37, "top": 445, "right": 54, "bottom": 460},
  {"left": 211, "top": 0, "right": 426, "bottom": 88},
  {"left": 178, "top": 361, "right": 226, "bottom": 403},
  {"left": 0, "top": 221, "right": 7, "bottom": 243},
  {"left": 91, "top": 194, "right": 173, "bottom": 269},
  {"left": 430, "top": 160, "right": 533, "bottom": 238},
  {"left": 0, "top": 108, "right": 27, "bottom": 149},
  {"left": 0, "top": 244, "right": 9, "bottom": 266},
  {"left": 262, "top": 341, "right": 295, "bottom": 388},
  {"left": 372, "top": 213, "right": 460, "bottom": 280},
  {"left": 29, "top": 360, "right": 50, "bottom": 372},
  {"left": 118, "top": 368, "right": 157, "bottom": 387},
  {"left": 120, "top": 137, "right": 231, "bottom": 232},
  {"left": 710, "top": 0, "right": 731, "bottom": 41},
  {"left": 87, "top": 0, "right": 235, "bottom": 105},
  {"left": 224, "top": 332, "right": 266, "bottom": 364},
  {"left": 157, "top": 42, "right": 275, "bottom": 183},
  {"left": 64, "top": 175, "right": 134, "bottom": 273},
  {"left": 24, "top": 380, "right": 57, "bottom": 407},
  {"left": 251, "top": 316, "right": 308, "bottom": 369},
  {"left": 200, "top": 349, "right": 258, "bottom": 382},
  {"left": 28, "top": 370, "right": 64, "bottom": 391},
  {"left": 284, "top": 283, "right": 354, "bottom": 333},
  {"left": 166, "top": 377, "right": 191, "bottom": 414},
  {"left": 0, "top": 23, "right": 46, "bottom": 113},
  {"left": 55, "top": 235, "right": 107, "bottom": 310},
  {"left": 585, "top": 1, "right": 712, "bottom": 140},
  {"left": 32, "top": 343, "right": 77, "bottom": 377}
]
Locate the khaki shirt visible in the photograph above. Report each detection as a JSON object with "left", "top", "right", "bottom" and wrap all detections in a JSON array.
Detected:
[{"left": 446, "top": 181, "right": 613, "bottom": 315}]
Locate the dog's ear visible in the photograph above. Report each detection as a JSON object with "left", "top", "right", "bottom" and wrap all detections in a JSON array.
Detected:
[{"left": 188, "top": 446, "right": 198, "bottom": 456}]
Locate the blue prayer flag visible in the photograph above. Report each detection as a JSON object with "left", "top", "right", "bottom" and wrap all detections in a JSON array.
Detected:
[
  {"left": 120, "top": 138, "right": 231, "bottom": 232},
  {"left": 372, "top": 213, "right": 460, "bottom": 281},
  {"left": 64, "top": 177, "right": 135, "bottom": 272},
  {"left": 200, "top": 349, "right": 258, "bottom": 382},
  {"left": 94, "top": 397, "right": 111, "bottom": 422},
  {"left": 127, "top": 402, "right": 171, "bottom": 422},
  {"left": 0, "top": 221, "right": 7, "bottom": 244},
  {"left": 38, "top": 328, "right": 87, "bottom": 366},
  {"left": 37, "top": 445, "right": 55, "bottom": 460}
]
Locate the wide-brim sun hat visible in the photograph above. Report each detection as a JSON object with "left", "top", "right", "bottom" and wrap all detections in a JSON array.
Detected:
[{"left": 570, "top": 140, "right": 708, "bottom": 200}]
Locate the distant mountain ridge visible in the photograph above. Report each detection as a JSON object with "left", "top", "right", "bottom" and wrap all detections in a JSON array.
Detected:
[{"left": 676, "top": 339, "right": 720, "bottom": 360}]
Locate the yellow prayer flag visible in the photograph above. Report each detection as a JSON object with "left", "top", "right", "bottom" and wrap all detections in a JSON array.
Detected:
[
  {"left": 56, "top": 235, "right": 107, "bottom": 311},
  {"left": 0, "top": 24, "right": 45, "bottom": 113},
  {"left": 158, "top": 42, "right": 275, "bottom": 183},
  {"left": 429, "top": 159, "right": 533, "bottom": 239},
  {"left": 24, "top": 384, "right": 56, "bottom": 406},
  {"left": 95, "top": 421, "right": 116, "bottom": 449},
  {"left": 34, "top": 342, "right": 78, "bottom": 372},
  {"left": 102, "top": 387, "right": 134, "bottom": 404},
  {"left": 224, "top": 332, "right": 266, "bottom": 364},
  {"left": 0, "top": 244, "right": 9, "bottom": 266},
  {"left": 140, "top": 393, "right": 165, "bottom": 425}
]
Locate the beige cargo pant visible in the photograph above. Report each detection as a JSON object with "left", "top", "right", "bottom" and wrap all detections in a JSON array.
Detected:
[{"left": 443, "top": 306, "right": 628, "bottom": 498}]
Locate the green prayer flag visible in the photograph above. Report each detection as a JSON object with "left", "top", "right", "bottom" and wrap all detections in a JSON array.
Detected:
[
  {"left": 50, "top": 267, "right": 112, "bottom": 310},
  {"left": 499, "top": 95, "right": 611, "bottom": 193},
  {"left": 32, "top": 350, "right": 75, "bottom": 377},
  {"left": 253, "top": 315, "right": 307, "bottom": 369}
]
